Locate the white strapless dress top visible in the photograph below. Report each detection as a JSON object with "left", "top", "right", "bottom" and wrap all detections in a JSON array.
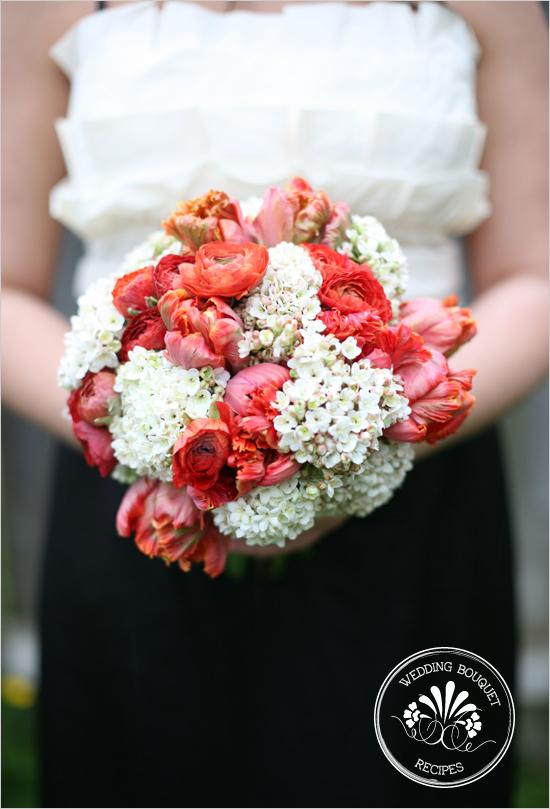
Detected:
[{"left": 49, "top": 0, "right": 491, "bottom": 299}]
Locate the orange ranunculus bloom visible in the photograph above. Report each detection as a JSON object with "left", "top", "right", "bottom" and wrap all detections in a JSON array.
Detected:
[{"left": 178, "top": 241, "right": 268, "bottom": 300}]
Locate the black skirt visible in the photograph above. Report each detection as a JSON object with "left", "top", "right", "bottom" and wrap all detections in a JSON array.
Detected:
[{"left": 39, "top": 427, "right": 516, "bottom": 808}]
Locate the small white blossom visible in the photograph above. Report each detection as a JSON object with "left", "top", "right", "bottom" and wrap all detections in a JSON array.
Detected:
[
  {"left": 213, "top": 471, "right": 318, "bottom": 546},
  {"left": 273, "top": 327, "right": 410, "bottom": 472},
  {"left": 58, "top": 276, "right": 125, "bottom": 390},
  {"left": 318, "top": 441, "right": 414, "bottom": 518}
]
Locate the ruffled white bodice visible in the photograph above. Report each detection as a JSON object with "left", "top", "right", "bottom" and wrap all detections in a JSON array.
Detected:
[{"left": 49, "top": 0, "right": 490, "bottom": 298}]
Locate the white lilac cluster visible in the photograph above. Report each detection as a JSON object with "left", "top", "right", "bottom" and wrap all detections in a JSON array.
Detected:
[
  {"left": 237, "top": 242, "right": 322, "bottom": 361},
  {"left": 213, "top": 471, "right": 318, "bottom": 547},
  {"left": 58, "top": 276, "right": 125, "bottom": 390},
  {"left": 110, "top": 347, "right": 229, "bottom": 482},
  {"left": 339, "top": 215, "right": 408, "bottom": 314},
  {"left": 118, "top": 230, "right": 182, "bottom": 275},
  {"left": 318, "top": 441, "right": 415, "bottom": 519},
  {"left": 271, "top": 326, "right": 410, "bottom": 471}
]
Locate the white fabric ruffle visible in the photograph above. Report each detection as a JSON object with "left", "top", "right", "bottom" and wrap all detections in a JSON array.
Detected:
[{"left": 49, "top": 0, "right": 491, "bottom": 296}]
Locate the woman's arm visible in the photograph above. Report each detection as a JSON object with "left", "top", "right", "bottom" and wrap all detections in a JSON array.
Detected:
[
  {"left": 445, "top": 0, "right": 548, "bottom": 440},
  {"left": 2, "top": 1, "right": 93, "bottom": 443}
]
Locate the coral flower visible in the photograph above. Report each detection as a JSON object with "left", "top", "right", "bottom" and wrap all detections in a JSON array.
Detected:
[
  {"left": 152, "top": 253, "right": 191, "bottom": 298},
  {"left": 177, "top": 242, "right": 268, "bottom": 300},
  {"left": 112, "top": 266, "right": 156, "bottom": 317},
  {"left": 172, "top": 417, "right": 232, "bottom": 491},
  {"left": 119, "top": 310, "right": 166, "bottom": 362},
  {"left": 67, "top": 371, "right": 117, "bottom": 477},
  {"left": 400, "top": 295, "right": 477, "bottom": 356},
  {"left": 304, "top": 244, "right": 392, "bottom": 321},
  {"left": 162, "top": 189, "right": 250, "bottom": 252},
  {"left": 116, "top": 479, "right": 229, "bottom": 577},
  {"left": 223, "top": 363, "right": 290, "bottom": 447},
  {"left": 160, "top": 291, "right": 245, "bottom": 370},
  {"left": 385, "top": 347, "right": 476, "bottom": 444},
  {"left": 248, "top": 177, "right": 350, "bottom": 247}
]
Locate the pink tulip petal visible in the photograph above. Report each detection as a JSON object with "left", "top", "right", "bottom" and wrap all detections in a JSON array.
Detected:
[
  {"left": 224, "top": 363, "right": 290, "bottom": 415},
  {"left": 260, "top": 455, "right": 301, "bottom": 486},
  {"left": 384, "top": 418, "right": 427, "bottom": 443},
  {"left": 252, "top": 187, "right": 294, "bottom": 246},
  {"left": 164, "top": 331, "right": 224, "bottom": 370},
  {"left": 209, "top": 317, "right": 244, "bottom": 369},
  {"left": 154, "top": 483, "right": 200, "bottom": 529},
  {"left": 398, "top": 350, "right": 448, "bottom": 402},
  {"left": 116, "top": 478, "right": 157, "bottom": 537}
]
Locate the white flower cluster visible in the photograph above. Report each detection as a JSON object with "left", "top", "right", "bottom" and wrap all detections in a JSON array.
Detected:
[
  {"left": 272, "top": 327, "right": 410, "bottom": 470},
  {"left": 213, "top": 471, "right": 318, "bottom": 546},
  {"left": 118, "top": 230, "right": 182, "bottom": 276},
  {"left": 213, "top": 441, "right": 413, "bottom": 546},
  {"left": 339, "top": 215, "right": 408, "bottom": 313},
  {"left": 238, "top": 242, "right": 322, "bottom": 361},
  {"left": 110, "top": 348, "right": 229, "bottom": 482},
  {"left": 58, "top": 276, "right": 125, "bottom": 390},
  {"left": 318, "top": 440, "right": 414, "bottom": 518}
]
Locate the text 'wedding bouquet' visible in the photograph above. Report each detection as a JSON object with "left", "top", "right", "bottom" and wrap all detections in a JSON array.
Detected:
[{"left": 59, "top": 178, "right": 477, "bottom": 577}]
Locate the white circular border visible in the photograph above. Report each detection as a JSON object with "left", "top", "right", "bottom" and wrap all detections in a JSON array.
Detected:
[{"left": 373, "top": 646, "right": 515, "bottom": 789}]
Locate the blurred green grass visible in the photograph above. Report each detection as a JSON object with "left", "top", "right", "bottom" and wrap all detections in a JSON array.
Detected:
[{"left": 1, "top": 698, "right": 548, "bottom": 808}]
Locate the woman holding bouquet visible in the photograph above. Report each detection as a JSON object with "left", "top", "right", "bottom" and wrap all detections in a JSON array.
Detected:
[{"left": 2, "top": 1, "right": 547, "bottom": 806}]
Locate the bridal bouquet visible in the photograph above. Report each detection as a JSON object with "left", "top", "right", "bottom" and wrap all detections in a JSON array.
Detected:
[{"left": 59, "top": 178, "right": 476, "bottom": 577}]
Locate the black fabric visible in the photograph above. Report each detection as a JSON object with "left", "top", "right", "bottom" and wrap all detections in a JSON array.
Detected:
[{"left": 38, "top": 427, "right": 516, "bottom": 807}]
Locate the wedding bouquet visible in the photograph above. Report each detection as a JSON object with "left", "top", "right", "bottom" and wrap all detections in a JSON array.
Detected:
[{"left": 59, "top": 178, "right": 476, "bottom": 577}]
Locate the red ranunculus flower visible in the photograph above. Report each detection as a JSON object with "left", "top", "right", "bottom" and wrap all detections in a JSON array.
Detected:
[
  {"left": 119, "top": 310, "right": 167, "bottom": 362},
  {"left": 172, "top": 417, "right": 232, "bottom": 491},
  {"left": 67, "top": 371, "right": 117, "bottom": 477},
  {"left": 116, "top": 479, "right": 229, "bottom": 577},
  {"left": 303, "top": 244, "right": 392, "bottom": 322},
  {"left": 177, "top": 241, "right": 268, "bottom": 300},
  {"left": 112, "top": 266, "right": 156, "bottom": 317},
  {"left": 68, "top": 370, "right": 117, "bottom": 424},
  {"left": 162, "top": 190, "right": 250, "bottom": 253},
  {"left": 153, "top": 253, "right": 193, "bottom": 298}
]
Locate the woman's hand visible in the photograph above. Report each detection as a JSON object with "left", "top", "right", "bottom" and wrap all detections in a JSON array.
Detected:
[{"left": 228, "top": 514, "right": 349, "bottom": 558}]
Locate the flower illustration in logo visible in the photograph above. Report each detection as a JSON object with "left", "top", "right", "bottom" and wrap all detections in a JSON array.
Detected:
[
  {"left": 403, "top": 702, "right": 421, "bottom": 728},
  {"left": 460, "top": 711, "right": 483, "bottom": 738},
  {"left": 393, "top": 681, "right": 494, "bottom": 752}
]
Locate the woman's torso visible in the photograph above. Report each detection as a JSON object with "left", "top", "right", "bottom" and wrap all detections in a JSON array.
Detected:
[{"left": 49, "top": 0, "right": 491, "bottom": 299}]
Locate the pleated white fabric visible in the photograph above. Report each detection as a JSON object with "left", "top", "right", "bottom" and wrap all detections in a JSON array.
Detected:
[{"left": 49, "top": 0, "right": 491, "bottom": 298}]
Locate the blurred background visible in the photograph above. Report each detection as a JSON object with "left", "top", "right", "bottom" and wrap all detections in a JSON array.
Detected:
[{"left": 2, "top": 227, "right": 549, "bottom": 806}]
